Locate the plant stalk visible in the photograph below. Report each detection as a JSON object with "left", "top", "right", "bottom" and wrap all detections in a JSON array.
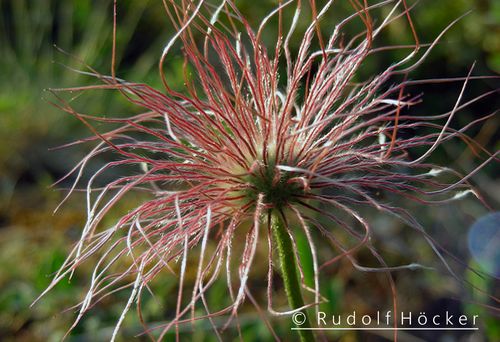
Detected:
[{"left": 271, "top": 211, "right": 315, "bottom": 342}]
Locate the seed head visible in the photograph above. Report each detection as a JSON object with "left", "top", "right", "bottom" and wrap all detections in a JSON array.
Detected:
[{"left": 37, "top": 0, "right": 498, "bottom": 340}]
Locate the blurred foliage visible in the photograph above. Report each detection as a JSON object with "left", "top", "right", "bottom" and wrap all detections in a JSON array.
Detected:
[
  {"left": 0, "top": 0, "right": 498, "bottom": 341},
  {"left": 0, "top": 0, "right": 169, "bottom": 187}
]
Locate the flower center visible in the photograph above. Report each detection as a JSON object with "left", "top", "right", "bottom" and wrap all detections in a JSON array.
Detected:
[{"left": 244, "top": 162, "right": 302, "bottom": 209}]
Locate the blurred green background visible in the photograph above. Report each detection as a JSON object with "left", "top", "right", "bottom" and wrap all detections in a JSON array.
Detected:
[{"left": 0, "top": 0, "right": 498, "bottom": 341}]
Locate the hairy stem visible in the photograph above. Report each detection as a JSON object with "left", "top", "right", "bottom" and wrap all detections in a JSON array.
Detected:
[{"left": 271, "top": 211, "right": 315, "bottom": 342}]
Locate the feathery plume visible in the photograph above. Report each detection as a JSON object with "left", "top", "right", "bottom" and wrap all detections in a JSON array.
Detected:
[{"left": 37, "top": 0, "right": 498, "bottom": 340}]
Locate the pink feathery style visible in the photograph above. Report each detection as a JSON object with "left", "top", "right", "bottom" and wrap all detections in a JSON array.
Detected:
[{"left": 36, "top": 0, "right": 498, "bottom": 341}]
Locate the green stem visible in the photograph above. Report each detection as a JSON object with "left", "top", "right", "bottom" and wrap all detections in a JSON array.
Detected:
[{"left": 271, "top": 211, "right": 315, "bottom": 342}]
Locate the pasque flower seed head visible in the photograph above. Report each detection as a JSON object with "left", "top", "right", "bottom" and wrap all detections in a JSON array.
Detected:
[{"left": 36, "top": 1, "right": 498, "bottom": 340}]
